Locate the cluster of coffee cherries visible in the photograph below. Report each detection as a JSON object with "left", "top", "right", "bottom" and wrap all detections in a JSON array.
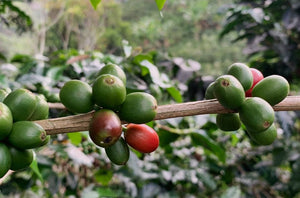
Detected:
[
  {"left": 60, "top": 63, "right": 159, "bottom": 165},
  {"left": 0, "top": 88, "right": 50, "bottom": 178},
  {"left": 205, "top": 63, "right": 289, "bottom": 146}
]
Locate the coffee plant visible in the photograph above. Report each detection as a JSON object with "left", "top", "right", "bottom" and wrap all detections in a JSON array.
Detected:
[{"left": 0, "top": 1, "right": 299, "bottom": 196}]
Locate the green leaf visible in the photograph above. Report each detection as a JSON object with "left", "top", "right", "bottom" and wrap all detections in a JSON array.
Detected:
[
  {"left": 248, "top": 8, "right": 264, "bottom": 23},
  {"left": 133, "top": 54, "right": 154, "bottom": 65},
  {"left": 221, "top": 186, "right": 242, "bottom": 198},
  {"left": 0, "top": 52, "right": 6, "bottom": 61},
  {"left": 191, "top": 130, "right": 226, "bottom": 163},
  {"left": 46, "top": 66, "right": 66, "bottom": 81},
  {"left": 10, "top": 54, "right": 34, "bottom": 63},
  {"left": 94, "top": 169, "right": 113, "bottom": 186},
  {"left": 30, "top": 157, "right": 43, "bottom": 182},
  {"left": 155, "top": 0, "right": 166, "bottom": 10},
  {"left": 0, "top": 74, "right": 9, "bottom": 87},
  {"left": 97, "top": 187, "right": 128, "bottom": 197},
  {"left": 122, "top": 40, "right": 132, "bottom": 58},
  {"left": 231, "top": 133, "right": 239, "bottom": 146},
  {"left": 139, "top": 60, "right": 170, "bottom": 88},
  {"left": 97, "top": 187, "right": 117, "bottom": 197},
  {"left": 166, "top": 86, "right": 182, "bottom": 103},
  {"left": 272, "top": 147, "right": 289, "bottom": 166},
  {"left": 157, "top": 128, "right": 179, "bottom": 147},
  {"left": 67, "top": 132, "right": 82, "bottom": 146},
  {"left": 81, "top": 185, "right": 99, "bottom": 198},
  {"left": 198, "top": 172, "right": 217, "bottom": 190},
  {"left": 219, "top": 10, "right": 244, "bottom": 39},
  {"left": 90, "top": 0, "right": 102, "bottom": 10},
  {"left": 3, "top": 0, "right": 33, "bottom": 32}
]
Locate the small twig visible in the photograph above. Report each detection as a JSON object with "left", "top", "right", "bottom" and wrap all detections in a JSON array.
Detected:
[
  {"left": 36, "top": 96, "right": 300, "bottom": 135},
  {"left": 48, "top": 103, "right": 65, "bottom": 109},
  {"left": 0, "top": 170, "right": 13, "bottom": 185},
  {"left": 66, "top": 55, "right": 90, "bottom": 65},
  {"left": 155, "top": 123, "right": 197, "bottom": 135}
]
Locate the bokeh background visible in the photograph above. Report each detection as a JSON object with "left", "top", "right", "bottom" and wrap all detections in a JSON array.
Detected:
[{"left": 0, "top": 0, "right": 300, "bottom": 197}]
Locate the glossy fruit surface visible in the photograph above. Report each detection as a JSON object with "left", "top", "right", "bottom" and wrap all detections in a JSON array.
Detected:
[
  {"left": 0, "top": 102, "right": 13, "bottom": 140},
  {"left": 60, "top": 80, "right": 94, "bottom": 113},
  {"left": 3, "top": 88, "right": 37, "bottom": 121},
  {"left": 248, "top": 124, "right": 277, "bottom": 145},
  {"left": 89, "top": 109, "right": 122, "bottom": 147},
  {"left": 252, "top": 75, "right": 289, "bottom": 106},
  {"left": 216, "top": 113, "right": 241, "bottom": 131},
  {"left": 92, "top": 74, "right": 126, "bottom": 109},
  {"left": 125, "top": 124, "right": 159, "bottom": 153},
  {"left": 227, "top": 62, "right": 253, "bottom": 91},
  {"left": 97, "top": 63, "right": 127, "bottom": 85},
  {"left": 0, "top": 143, "right": 11, "bottom": 178},
  {"left": 204, "top": 82, "right": 215, "bottom": 100},
  {"left": 119, "top": 92, "right": 157, "bottom": 124},
  {"left": 8, "top": 121, "right": 49, "bottom": 149},
  {"left": 239, "top": 97, "right": 274, "bottom": 133},
  {"left": 105, "top": 137, "right": 130, "bottom": 165},
  {"left": 213, "top": 75, "right": 245, "bottom": 110},
  {"left": 29, "top": 95, "right": 49, "bottom": 121},
  {"left": 9, "top": 147, "right": 34, "bottom": 171},
  {"left": 245, "top": 68, "right": 264, "bottom": 97}
]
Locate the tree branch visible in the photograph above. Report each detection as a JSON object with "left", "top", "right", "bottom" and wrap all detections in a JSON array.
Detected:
[
  {"left": 2, "top": 96, "right": 299, "bottom": 183},
  {"left": 37, "top": 96, "right": 300, "bottom": 135}
]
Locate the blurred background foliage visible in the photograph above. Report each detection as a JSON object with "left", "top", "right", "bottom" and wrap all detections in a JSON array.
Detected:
[
  {"left": 220, "top": 0, "right": 300, "bottom": 81},
  {"left": 0, "top": 0, "right": 300, "bottom": 197}
]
